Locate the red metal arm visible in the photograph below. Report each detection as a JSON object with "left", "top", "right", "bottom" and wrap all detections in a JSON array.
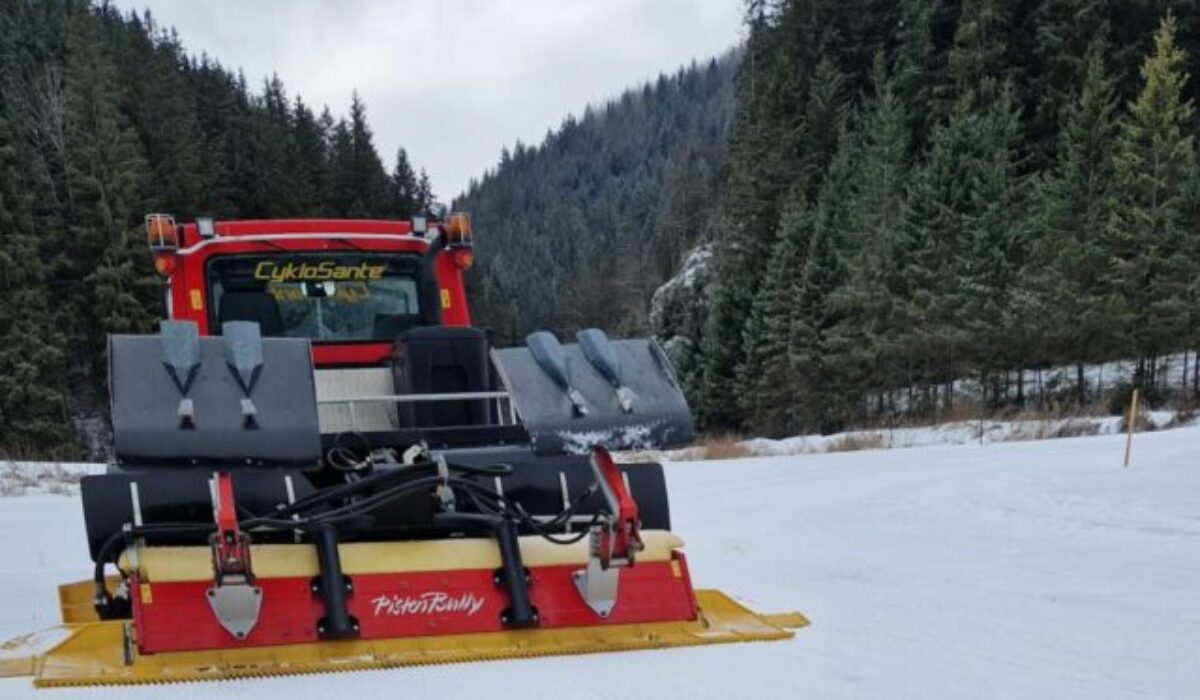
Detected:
[
  {"left": 589, "top": 447, "right": 643, "bottom": 567},
  {"left": 211, "top": 471, "right": 253, "bottom": 583}
]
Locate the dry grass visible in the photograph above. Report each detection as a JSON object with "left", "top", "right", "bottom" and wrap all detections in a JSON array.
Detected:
[
  {"left": 683, "top": 434, "right": 755, "bottom": 461},
  {"left": 1166, "top": 405, "right": 1196, "bottom": 429},
  {"left": 823, "top": 432, "right": 886, "bottom": 453}
]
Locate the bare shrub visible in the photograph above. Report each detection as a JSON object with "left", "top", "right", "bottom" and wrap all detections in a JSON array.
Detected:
[
  {"left": 824, "top": 432, "right": 885, "bottom": 453},
  {"left": 1165, "top": 404, "right": 1196, "bottom": 429},
  {"left": 1050, "top": 419, "right": 1102, "bottom": 439},
  {"left": 691, "top": 434, "right": 754, "bottom": 461}
]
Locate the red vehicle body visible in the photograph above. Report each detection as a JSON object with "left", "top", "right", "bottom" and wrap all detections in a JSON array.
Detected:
[{"left": 152, "top": 217, "right": 474, "bottom": 367}]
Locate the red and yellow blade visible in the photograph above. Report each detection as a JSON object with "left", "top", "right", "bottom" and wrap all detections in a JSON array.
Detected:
[{"left": 2, "top": 590, "right": 806, "bottom": 688}]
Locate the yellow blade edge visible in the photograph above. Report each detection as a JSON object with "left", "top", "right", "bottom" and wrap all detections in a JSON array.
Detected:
[{"left": 1, "top": 590, "right": 806, "bottom": 688}]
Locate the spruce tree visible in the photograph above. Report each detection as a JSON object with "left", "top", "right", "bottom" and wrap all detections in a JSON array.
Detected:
[
  {"left": 737, "top": 188, "right": 809, "bottom": 436},
  {"left": 901, "top": 98, "right": 976, "bottom": 408},
  {"left": 944, "top": 0, "right": 1013, "bottom": 108},
  {"left": 800, "top": 58, "right": 849, "bottom": 196},
  {"left": 0, "top": 115, "right": 73, "bottom": 456},
  {"left": 1107, "top": 13, "right": 1196, "bottom": 376},
  {"left": 790, "top": 212, "right": 848, "bottom": 434},
  {"left": 791, "top": 132, "right": 854, "bottom": 433},
  {"left": 290, "top": 96, "right": 329, "bottom": 215},
  {"left": 833, "top": 56, "right": 910, "bottom": 416},
  {"left": 347, "top": 93, "right": 390, "bottom": 216},
  {"left": 1030, "top": 0, "right": 1111, "bottom": 165},
  {"left": 117, "top": 18, "right": 204, "bottom": 216},
  {"left": 416, "top": 168, "right": 435, "bottom": 213},
  {"left": 958, "top": 83, "right": 1026, "bottom": 398},
  {"left": 1036, "top": 45, "right": 1121, "bottom": 402},
  {"left": 698, "top": 227, "right": 757, "bottom": 430},
  {"left": 390, "top": 147, "right": 419, "bottom": 217},
  {"left": 893, "top": 0, "right": 938, "bottom": 149},
  {"left": 62, "top": 6, "right": 153, "bottom": 374},
  {"left": 326, "top": 116, "right": 355, "bottom": 216}
]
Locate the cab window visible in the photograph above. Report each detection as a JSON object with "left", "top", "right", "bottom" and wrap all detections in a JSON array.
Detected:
[{"left": 206, "top": 253, "right": 426, "bottom": 342}]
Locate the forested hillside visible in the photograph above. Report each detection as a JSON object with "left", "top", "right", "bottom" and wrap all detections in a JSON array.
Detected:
[
  {"left": 5, "top": 0, "right": 1200, "bottom": 457},
  {"left": 0, "top": 0, "right": 434, "bottom": 458},
  {"left": 454, "top": 2, "right": 1200, "bottom": 440},
  {"left": 454, "top": 54, "right": 737, "bottom": 345},
  {"left": 691, "top": 0, "right": 1200, "bottom": 436}
]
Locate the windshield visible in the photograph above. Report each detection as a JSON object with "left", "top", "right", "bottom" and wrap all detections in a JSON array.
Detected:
[{"left": 207, "top": 253, "right": 425, "bottom": 342}]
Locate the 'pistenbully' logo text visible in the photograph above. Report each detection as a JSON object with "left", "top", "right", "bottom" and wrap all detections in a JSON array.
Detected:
[{"left": 370, "top": 591, "right": 486, "bottom": 617}]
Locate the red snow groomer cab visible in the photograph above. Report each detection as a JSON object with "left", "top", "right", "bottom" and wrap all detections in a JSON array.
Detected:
[
  {"left": 147, "top": 214, "right": 476, "bottom": 368},
  {"left": 0, "top": 214, "right": 806, "bottom": 687}
]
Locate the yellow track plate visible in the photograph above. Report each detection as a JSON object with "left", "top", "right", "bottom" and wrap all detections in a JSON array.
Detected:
[{"left": 1, "top": 590, "right": 808, "bottom": 688}]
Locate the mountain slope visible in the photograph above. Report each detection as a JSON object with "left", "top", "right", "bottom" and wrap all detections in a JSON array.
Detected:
[{"left": 454, "top": 52, "right": 738, "bottom": 345}]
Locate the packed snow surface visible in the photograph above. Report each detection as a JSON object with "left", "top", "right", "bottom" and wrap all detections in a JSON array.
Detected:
[{"left": 2, "top": 426, "right": 1198, "bottom": 699}]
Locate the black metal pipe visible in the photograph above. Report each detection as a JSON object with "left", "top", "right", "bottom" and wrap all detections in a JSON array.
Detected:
[
  {"left": 433, "top": 512, "right": 538, "bottom": 628},
  {"left": 493, "top": 517, "right": 538, "bottom": 628},
  {"left": 311, "top": 522, "right": 359, "bottom": 639}
]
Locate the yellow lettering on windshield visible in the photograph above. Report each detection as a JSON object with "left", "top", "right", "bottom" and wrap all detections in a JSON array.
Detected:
[{"left": 253, "top": 261, "right": 386, "bottom": 282}]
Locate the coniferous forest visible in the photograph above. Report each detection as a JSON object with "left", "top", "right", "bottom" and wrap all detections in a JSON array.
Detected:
[
  {"left": 0, "top": 1, "right": 434, "bottom": 457},
  {"left": 455, "top": 53, "right": 737, "bottom": 346},
  {"left": 467, "top": 0, "right": 1200, "bottom": 439},
  {"left": 3, "top": 0, "right": 1200, "bottom": 458}
]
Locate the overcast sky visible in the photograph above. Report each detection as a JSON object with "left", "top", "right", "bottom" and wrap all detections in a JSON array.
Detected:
[{"left": 110, "top": 0, "right": 744, "bottom": 201}]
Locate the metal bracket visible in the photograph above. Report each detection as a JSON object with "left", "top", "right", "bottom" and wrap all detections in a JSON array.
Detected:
[
  {"left": 207, "top": 471, "right": 262, "bottom": 640},
  {"left": 571, "top": 447, "right": 644, "bottom": 618},
  {"left": 572, "top": 529, "right": 621, "bottom": 618},
  {"left": 205, "top": 577, "right": 263, "bottom": 640}
]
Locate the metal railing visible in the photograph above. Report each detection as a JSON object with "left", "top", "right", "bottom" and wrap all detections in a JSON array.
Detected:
[{"left": 318, "top": 391, "right": 519, "bottom": 431}]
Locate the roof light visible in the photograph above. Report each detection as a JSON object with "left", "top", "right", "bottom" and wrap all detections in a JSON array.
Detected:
[
  {"left": 146, "top": 214, "right": 178, "bottom": 251},
  {"left": 444, "top": 212, "right": 473, "bottom": 248},
  {"left": 197, "top": 217, "right": 216, "bottom": 239},
  {"left": 411, "top": 216, "right": 427, "bottom": 235}
]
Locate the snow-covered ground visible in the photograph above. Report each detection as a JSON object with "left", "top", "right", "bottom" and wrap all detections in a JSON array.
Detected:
[{"left": 2, "top": 425, "right": 1197, "bottom": 698}]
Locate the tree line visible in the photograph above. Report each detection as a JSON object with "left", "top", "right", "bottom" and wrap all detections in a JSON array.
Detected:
[
  {"left": 6, "top": 0, "right": 1200, "bottom": 456},
  {"left": 0, "top": 0, "right": 434, "bottom": 458},
  {"left": 689, "top": 0, "right": 1200, "bottom": 437}
]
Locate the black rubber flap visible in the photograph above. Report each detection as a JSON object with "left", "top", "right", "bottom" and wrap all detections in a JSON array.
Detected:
[
  {"left": 109, "top": 331, "right": 321, "bottom": 469},
  {"left": 493, "top": 335, "right": 694, "bottom": 454}
]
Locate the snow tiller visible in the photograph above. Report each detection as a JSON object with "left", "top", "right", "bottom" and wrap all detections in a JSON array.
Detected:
[{"left": 0, "top": 215, "right": 806, "bottom": 687}]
